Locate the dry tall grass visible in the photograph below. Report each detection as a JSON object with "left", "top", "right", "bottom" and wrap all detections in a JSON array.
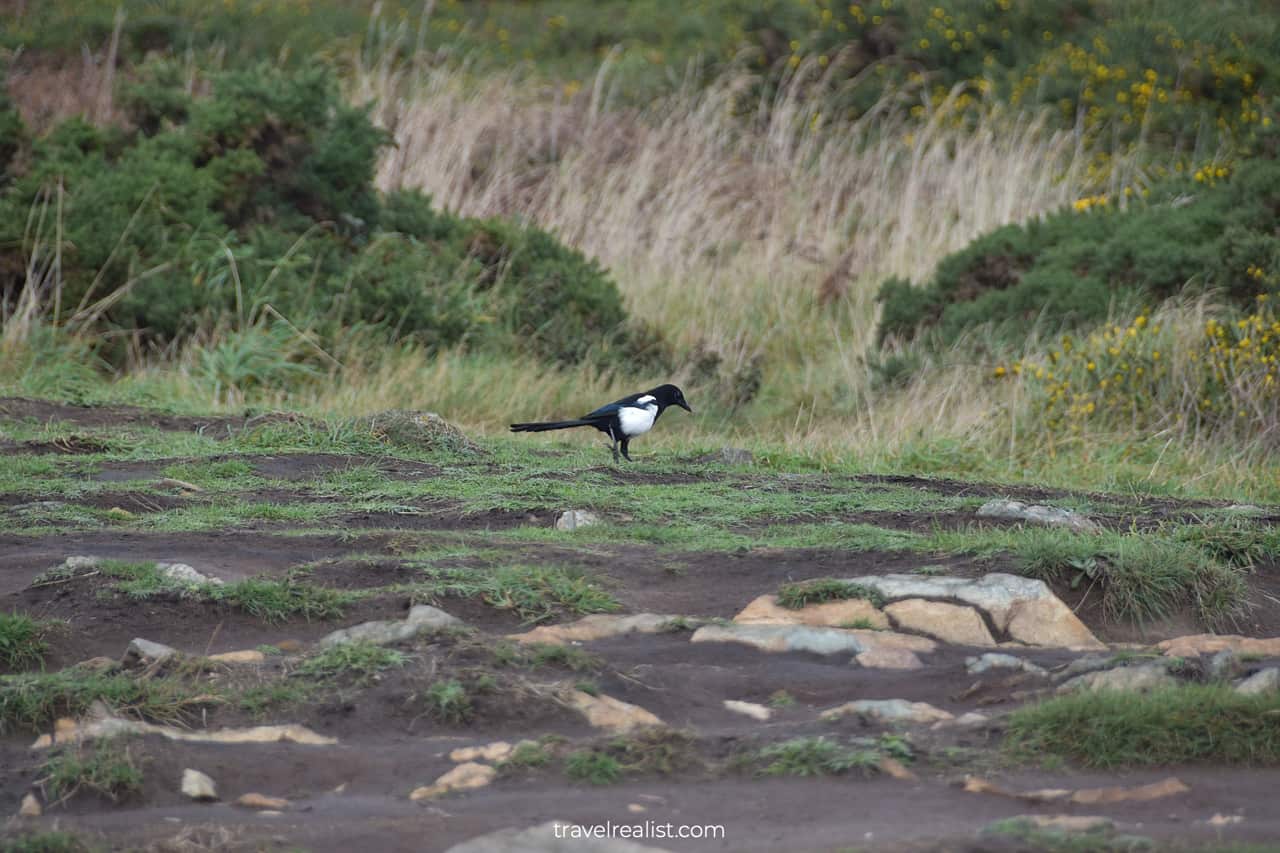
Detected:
[{"left": 346, "top": 53, "right": 1142, "bottom": 447}]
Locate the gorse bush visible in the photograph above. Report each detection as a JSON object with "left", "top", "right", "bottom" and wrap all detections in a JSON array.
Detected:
[
  {"left": 876, "top": 158, "right": 1280, "bottom": 349},
  {"left": 753, "top": 0, "right": 1279, "bottom": 155},
  {"left": 0, "top": 62, "right": 634, "bottom": 370}
]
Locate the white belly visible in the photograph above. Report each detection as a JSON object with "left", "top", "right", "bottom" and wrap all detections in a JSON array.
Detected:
[{"left": 617, "top": 403, "right": 658, "bottom": 436}]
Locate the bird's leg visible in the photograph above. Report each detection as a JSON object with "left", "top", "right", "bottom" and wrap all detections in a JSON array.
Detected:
[
  {"left": 610, "top": 435, "right": 620, "bottom": 463},
  {"left": 620, "top": 438, "right": 633, "bottom": 462}
]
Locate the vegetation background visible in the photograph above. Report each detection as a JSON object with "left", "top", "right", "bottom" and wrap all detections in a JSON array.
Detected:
[{"left": 2, "top": 0, "right": 1279, "bottom": 500}]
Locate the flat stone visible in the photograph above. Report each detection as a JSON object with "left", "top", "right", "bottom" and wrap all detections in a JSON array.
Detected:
[
  {"left": 965, "top": 775, "right": 1188, "bottom": 804},
  {"left": 1057, "top": 662, "right": 1176, "bottom": 693},
  {"left": 62, "top": 555, "right": 102, "bottom": 572},
  {"left": 994, "top": 815, "right": 1114, "bottom": 834},
  {"left": 445, "top": 820, "right": 674, "bottom": 852},
  {"left": 854, "top": 647, "right": 923, "bottom": 669},
  {"left": 124, "top": 637, "right": 179, "bottom": 664},
  {"left": 556, "top": 510, "right": 600, "bottom": 531},
  {"left": 1209, "top": 649, "right": 1241, "bottom": 680},
  {"left": 820, "top": 699, "right": 953, "bottom": 725},
  {"left": 723, "top": 700, "right": 771, "bottom": 721},
  {"left": 77, "top": 656, "right": 120, "bottom": 672},
  {"left": 850, "top": 573, "right": 1103, "bottom": 649},
  {"left": 878, "top": 757, "right": 917, "bottom": 781},
  {"left": 509, "top": 613, "right": 689, "bottom": 645},
  {"left": 207, "top": 650, "right": 266, "bottom": 665},
  {"left": 18, "top": 793, "right": 41, "bottom": 817},
  {"left": 734, "top": 594, "right": 889, "bottom": 630},
  {"left": 966, "top": 653, "right": 1048, "bottom": 676},
  {"left": 156, "top": 561, "right": 223, "bottom": 586},
  {"left": 181, "top": 768, "right": 218, "bottom": 802},
  {"left": 1235, "top": 667, "right": 1280, "bottom": 696},
  {"left": 885, "top": 599, "right": 995, "bottom": 646},
  {"left": 1069, "top": 777, "right": 1189, "bottom": 804},
  {"left": 410, "top": 762, "right": 497, "bottom": 801},
  {"left": 32, "top": 712, "right": 336, "bottom": 749},
  {"left": 566, "top": 690, "right": 662, "bottom": 733},
  {"left": 235, "top": 793, "right": 290, "bottom": 810},
  {"left": 691, "top": 623, "right": 933, "bottom": 657},
  {"left": 450, "top": 741, "right": 514, "bottom": 763},
  {"left": 976, "top": 499, "right": 1099, "bottom": 532},
  {"left": 1158, "top": 634, "right": 1280, "bottom": 658},
  {"left": 317, "top": 604, "right": 462, "bottom": 649}
]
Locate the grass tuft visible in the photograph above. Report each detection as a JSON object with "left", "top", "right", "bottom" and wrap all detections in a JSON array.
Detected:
[
  {"left": 0, "top": 612, "right": 50, "bottom": 671},
  {"left": 776, "top": 579, "right": 885, "bottom": 610},
  {"left": 38, "top": 738, "right": 145, "bottom": 804},
  {"left": 296, "top": 642, "right": 406, "bottom": 686},
  {"left": 0, "top": 668, "right": 212, "bottom": 734},
  {"left": 753, "top": 736, "right": 882, "bottom": 777},
  {"left": 1006, "top": 685, "right": 1280, "bottom": 768},
  {"left": 566, "top": 749, "right": 623, "bottom": 785},
  {"left": 421, "top": 679, "right": 472, "bottom": 724}
]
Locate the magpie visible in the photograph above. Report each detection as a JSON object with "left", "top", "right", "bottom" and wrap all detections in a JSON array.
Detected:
[{"left": 510, "top": 384, "right": 693, "bottom": 462}]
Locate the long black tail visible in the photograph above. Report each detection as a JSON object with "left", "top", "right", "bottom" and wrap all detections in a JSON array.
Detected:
[{"left": 510, "top": 418, "right": 593, "bottom": 433}]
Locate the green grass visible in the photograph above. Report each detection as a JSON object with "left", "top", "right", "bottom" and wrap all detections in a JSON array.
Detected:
[
  {"left": 752, "top": 736, "right": 882, "bottom": 777},
  {"left": 421, "top": 679, "right": 472, "bottom": 724},
  {"left": 208, "top": 578, "right": 356, "bottom": 623},
  {"left": 1012, "top": 527, "right": 1249, "bottom": 628},
  {"left": 0, "top": 612, "right": 50, "bottom": 671},
  {"left": 776, "top": 579, "right": 885, "bottom": 610},
  {"left": 518, "top": 643, "right": 602, "bottom": 672},
  {"left": 982, "top": 817, "right": 1149, "bottom": 853},
  {"left": 296, "top": 642, "right": 406, "bottom": 685},
  {"left": 38, "top": 739, "right": 145, "bottom": 804},
  {"left": 416, "top": 564, "right": 618, "bottom": 624},
  {"left": 237, "top": 681, "right": 314, "bottom": 718},
  {"left": 500, "top": 740, "right": 554, "bottom": 772},
  {"left": 565, "top": 749, "right": 623, "bottom": 785},
  {"left": 1006, "top": 686, "right": 1280, "bottom": 768},
  {"left": 0, "top": 668, "right": 211, "bottom": 734},
  {"left": 1, "top": 832, "right": 94, "bottom": 853}
]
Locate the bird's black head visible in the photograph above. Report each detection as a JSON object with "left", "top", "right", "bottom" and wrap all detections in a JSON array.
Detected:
[{"left": 649, "top": 384, "right": 693, "bottom": 414}]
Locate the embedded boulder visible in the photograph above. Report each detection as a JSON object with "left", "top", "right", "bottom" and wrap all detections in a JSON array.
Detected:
[
  {"left": 691, "top": 623, "right": 934, "bottom": 658},
  {"left": 1057, "top": 662, "right": 1176, "bottom": 693},
  {"left": 734, "top": 594, "right": 889, "bottom": 630},
  {"left": 884, "top": 599, "right": 995, "bottom": 646},
  {"left": 847, "top": 573, "right": 1103, "bottom": 649}
]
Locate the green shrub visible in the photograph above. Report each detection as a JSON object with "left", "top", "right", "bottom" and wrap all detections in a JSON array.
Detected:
[
  {"left": 0, "top": 63, "right": 634, "bottom": 367},
  {"left": 876, "top": 160, "right": 1280, "bottom": 349}
]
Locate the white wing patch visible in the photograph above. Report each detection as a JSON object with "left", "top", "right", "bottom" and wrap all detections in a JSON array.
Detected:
[{"left": 617, "top": 402, "right": 658, "bottom": 436}]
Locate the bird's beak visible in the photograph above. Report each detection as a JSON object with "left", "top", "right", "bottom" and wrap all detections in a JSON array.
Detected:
[{"left": 679, "top": 401, "right": 693, "bottom": 413}]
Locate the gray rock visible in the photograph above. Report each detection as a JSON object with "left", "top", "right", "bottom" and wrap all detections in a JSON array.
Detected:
[
  {"left": 555, "top": 510, "right": 600, "bottom": 531},
  {"left": 446, "top": 820, "right": 673, "bottom": 852},
  {"left": 1051, "top": 654, "right": 1117, "bottom": 682},
  {"left": 63, "top": 555, "right": 102, "bottom": 571},
  {"left": 976, "top": 499, "right": 1099, "bottom": 532},
  {"left": 317, "top": 605, "right": 462, "bottom": 649},
  {"left": 820, "top": 698, "right": 954, "bottom": 725},
  {"left": 1057, "top": 662, "right": 1175, "bottom": 693},
  {"left": 1223, "top": 504, "right": 1264, "bottom": 516},
  {"left": 1235, "top": 667, "right": 1280, "bottom": 696},
  {"left": 717, "top": 447, "right": 753, "bottom": 465},
  {"left": 966, "top": 653, "right": 1048, "bottom": 677},
  {"left": 181, "top": 768, "right": 218, "bottom": 802},
  {"left": 691, "top": 623, "right": 867, "bottom": 655},
  {"left": 125, "top": 637, "right": 179, "bottom": 664},
  {"left": 1209, "top": 649, "right": 1240, "bottom": 681},
  {"left": 156, "top": 561, "right": 223, "bottom": 587}
]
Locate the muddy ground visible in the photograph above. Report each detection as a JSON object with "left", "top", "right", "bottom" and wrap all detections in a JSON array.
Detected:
[{"left": 2, "top": 397, "right": 1279, "bottom": 852}]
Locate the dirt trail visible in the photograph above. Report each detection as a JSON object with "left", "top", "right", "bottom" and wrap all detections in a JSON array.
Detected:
[{"left": 3, "top": 397, "right": 1280, "bottom": 852}]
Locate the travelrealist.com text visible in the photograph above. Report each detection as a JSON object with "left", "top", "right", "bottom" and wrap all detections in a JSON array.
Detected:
[{"left": 552, "top": 820, "right": 727, "bottom": 840}]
